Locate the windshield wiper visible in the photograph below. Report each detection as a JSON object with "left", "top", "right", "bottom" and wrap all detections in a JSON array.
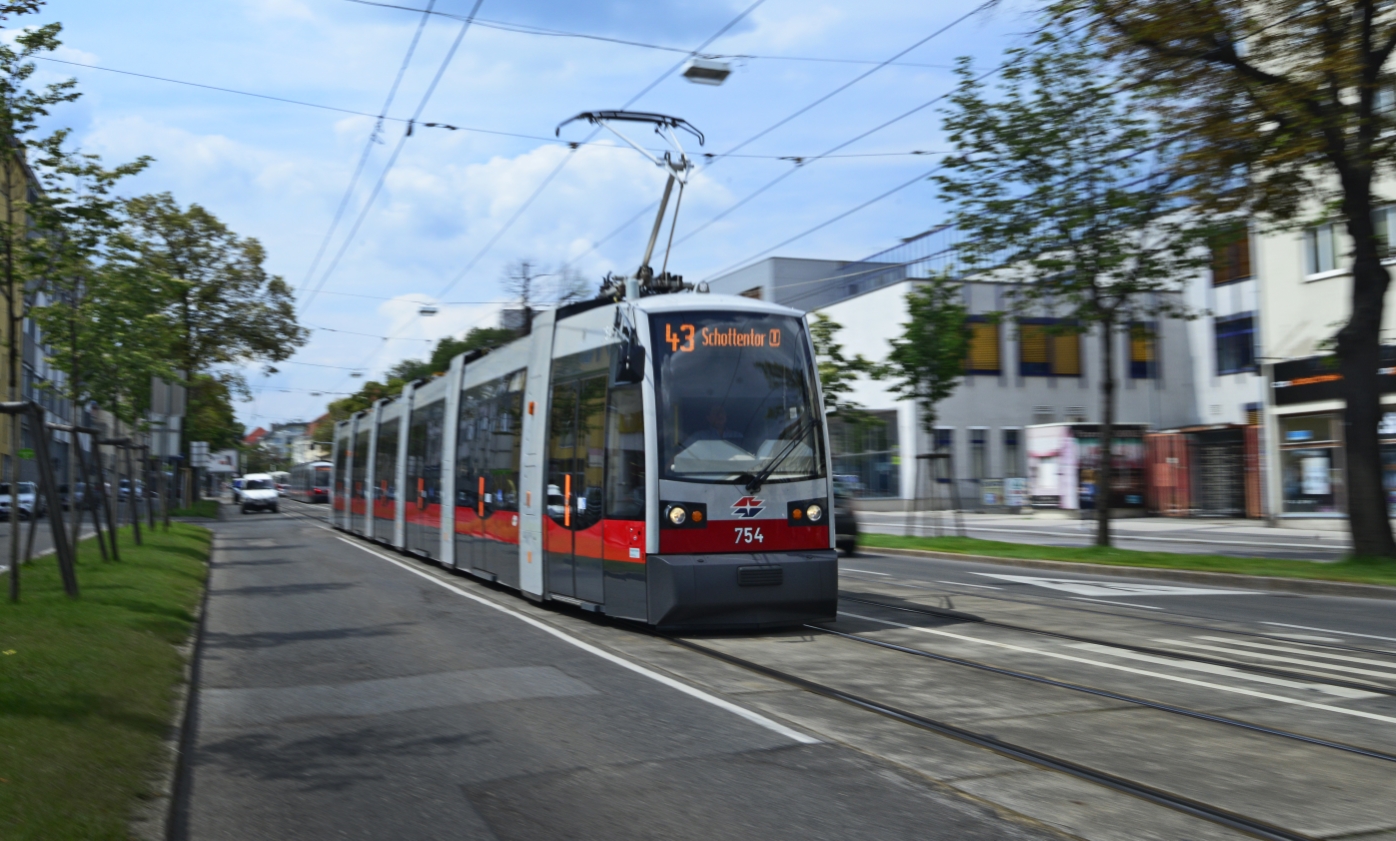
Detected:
[{"left": 736, "top": 414, "right": 816, "bottom": 493}]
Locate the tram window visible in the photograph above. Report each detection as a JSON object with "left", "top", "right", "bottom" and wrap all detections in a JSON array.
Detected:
[
  {"left": 494, "top": 385, "right": 524, "bottom": 511},
  {"left": 375, "top": 418, "right": 400, "bottom": 503},
  {"left": 605, "top": 385, "right": 645, "bottom": 519},
  {"left": 577, "top": 376, "right": 607, "bottom": 531},
  {"left": 650, "top": 311, "right": 825, "bottom": 484}
]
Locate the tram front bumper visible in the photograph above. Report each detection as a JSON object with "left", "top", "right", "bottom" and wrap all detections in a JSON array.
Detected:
[{"left": 647, "top": 549, "right": 838, "bottom": 630}]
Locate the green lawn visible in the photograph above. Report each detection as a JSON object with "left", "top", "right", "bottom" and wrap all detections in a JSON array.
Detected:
[
  {"left": 859, "top": 533, "right": 1396, "bottom": 587},
  {"left": 169, "top": 498, "right": 220, "bottom": 519},
  {"left": 0, "top": 523, "right": 210, "bottom": 840}
]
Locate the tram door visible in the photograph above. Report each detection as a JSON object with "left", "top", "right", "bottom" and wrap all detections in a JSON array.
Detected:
[{"left": 545, "top": 375, "right": 607, "bottom": 603}]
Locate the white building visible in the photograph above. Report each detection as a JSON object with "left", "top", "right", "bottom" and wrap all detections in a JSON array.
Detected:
[
  {"left": 1254, "top": 215, "right": 1396, "bottom": 522},
  {"left": 811, "top": 277, "right": 1197, "bottom": 509}
]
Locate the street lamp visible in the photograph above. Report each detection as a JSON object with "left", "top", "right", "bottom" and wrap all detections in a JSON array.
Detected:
[{"left": 682, "top": 57, "right": 731, "bottom": 86}]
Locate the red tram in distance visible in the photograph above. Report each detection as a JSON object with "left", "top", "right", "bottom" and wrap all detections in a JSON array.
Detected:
[
  {"left": 331, "top": 291, "right": 838, "bottom": 629},
  {"left": 289, "top": 460, "right": 332, "bottom": 504}
]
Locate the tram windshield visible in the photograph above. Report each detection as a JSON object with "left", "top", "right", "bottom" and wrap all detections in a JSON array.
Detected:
[{"left": 651, "top": 310, "right": 825, "bottom": 484}]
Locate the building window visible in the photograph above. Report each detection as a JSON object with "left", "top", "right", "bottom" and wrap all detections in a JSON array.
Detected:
[
  {"left": 970, "top": 428, "right": 987, "bottom": 480},
  {"left": 1210, "top": 224, "right": 1252, "bottom": 285},
  {"left": 1031, "top": 406, "right": 1054, "bottom": 425},
  {"left": 829, "top": 410, "right": 900, "bottom": 498},
  {"left": 739, "top": 287, "right": 762, "bottom": 300},
  {"left": 1215, "top": 313, "right": 1256, "bottom": 375},
  {"left": 1304, "top": 222, "right": 1339, "bottom": 275},
  {"left": 1128, "top": 322, "right": 1156, "bottom": 379},
  {"left": 965, "top": 318, "right": 1001, "bottom": 374},
  {"left": 1376, "top": 206, "right": 1396, "bottom": 259},
  {"left": 934, "top": 427, "right": 953, "bottom": 453},
  {"left": 1018, "top": 320, "right": 1081, "bottom": 377},
  {"left": 1003, "top": 429, "right": 1022, "bottom": 478}
]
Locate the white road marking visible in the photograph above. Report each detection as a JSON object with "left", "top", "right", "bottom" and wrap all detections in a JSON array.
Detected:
[
  {"left": 1070, "top": 598, "right": 1163, "bottom": 610},
  {"left": 1192, "top": 637, "right": 1396, "bottom": 672},
  {"left": 971, "top": 573, "right": 1254, "bottom": 598},
  {"left": 937, "top": 580, "right": 1001, "bottom": 590},
  {"left": 1274, "top": 634, "right": 1343, "bottom": 643},
  {"left": 1160, "top": 640, "right": 1396, "bottom": 682},
  {"left": 840, "top": 611, "right": 1396, "bottom": 723},
  {"left": 1264, "top": 622, "right": 1396, "bottom": 644},
  {"left": 335, "top": 536, "right": 819, "bottom": 745},
  {"left": 841, "top": 568, "right": 890, "bottom": 576},
  {"left": 1068, "top": 643, "right": 1380, "bottom": 699}
]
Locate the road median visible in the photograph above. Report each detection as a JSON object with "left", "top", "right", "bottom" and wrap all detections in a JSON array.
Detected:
[
  {"left": 859, "top": 534, "right": 1396, "bottom": 599},
  {"left": 0, "top": 522, "right": 211, "bottom": 841}
]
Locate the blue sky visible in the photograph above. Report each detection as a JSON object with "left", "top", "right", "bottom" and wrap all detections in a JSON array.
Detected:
[{"left": 31, "top": 0, "right": 1033, "bottom": 430}]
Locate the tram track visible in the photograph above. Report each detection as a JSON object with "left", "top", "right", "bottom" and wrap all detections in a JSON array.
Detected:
[
  {"left": 668, "top": 635, "right": 1319, "bottom": 841},
  {"left": 287, "top": 504, "right": 1376, "bottom": 840},
  {"left": 842, "top": 568, "right": 1396, "bottom": 658},
  {"left": 837, "top": 592, "right": 1396, "bottom": 697},
  {"left": 808, "top": 617, "right": 1396, "bottom": 763}
]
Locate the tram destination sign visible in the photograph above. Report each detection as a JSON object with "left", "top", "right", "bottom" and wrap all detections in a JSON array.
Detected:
[
  {"left": 1271, "top": 347, "right": 1396, "bottom": 406},
  {"left": 661, "top": 320, "right": 784, "bottom": 353}
]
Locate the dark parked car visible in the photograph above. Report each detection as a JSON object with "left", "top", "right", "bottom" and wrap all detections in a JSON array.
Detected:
[{"left": 834, "top": 479, "right": 858, "bottom": 556}]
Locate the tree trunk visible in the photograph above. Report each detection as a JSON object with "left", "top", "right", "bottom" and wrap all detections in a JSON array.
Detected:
[
  {"left": 1097, "top": 320, "right": 1116, "bottom": 547},
  {"left": 1337, "top": 202, "right": 1396, "bottom": 558}
]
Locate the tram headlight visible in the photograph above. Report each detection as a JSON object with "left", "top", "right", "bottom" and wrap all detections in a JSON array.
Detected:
[
  {"left": 667, "top": 505, "right": 687, "bottom": 526},
  {"left": 805, "top": 503, "right": 823, "bottom": 523}
]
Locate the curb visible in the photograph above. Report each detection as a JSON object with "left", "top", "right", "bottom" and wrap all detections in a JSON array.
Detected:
[
  {"left": 129, "top": 531, "right": 215, "bottom": 841},
  {"left": 862, "top": 545, "right": 1396, "bottom": 601}
]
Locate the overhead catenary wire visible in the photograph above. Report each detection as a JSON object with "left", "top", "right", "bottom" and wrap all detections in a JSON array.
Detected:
[
  {"left": 300, "top": 0, "right": 486, "bottom": 312},
  {"left": 38, "top": 55, "right": 952, "bottom": 161},
  {"left": 337, "top": 0, "right": 959, "bottom": 69},
  {"left": 297, "top": 0, "right": 439, "bottom": 298},
  {"left": 558, "top": 3, "right": 998, "bottom": 275},
  {"left": 428, "top": 0, "right": 771, "bottom": 303}
]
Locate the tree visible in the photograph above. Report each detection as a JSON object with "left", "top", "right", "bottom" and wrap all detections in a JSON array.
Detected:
[
  {"left": 119, "top": 192, "right": 308, "bottom": 394},
  {"left": 882, "top": 276, "right": 970, "bottom": 435},
  {"left": 934, "top": 24, "right": 1208, "bottom": 546},
  {"left": 28, "top": 142, "right": 155, "bottom": 425},
  {"left": 116, "top": 193, "right": 306, "bottom": 460},
  {"left": 880, "top": 277, "right": 970, "bottom": 525},
  {"left": 0, "top": 11, "right": 79, "bottom": 599},
  {"left": 324, "top": 325, "right": 523, "bottom": 422},
  {"left": 1064, "top": 0, "right": 1396, "bottom": 558},
  {"left": 809, "top": 312, "right": 880, "bottom": 428},
  {"left": 183, "top": 374, "right": 244, "bottom": 451}
]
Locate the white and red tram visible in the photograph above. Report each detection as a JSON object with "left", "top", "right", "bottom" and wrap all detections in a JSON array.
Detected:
[
  {"left": 289, "top": 460, "right": 332, "bottom": 503},
  {"left": 331, "top": 291, "right": 838, "bottom": 629}
]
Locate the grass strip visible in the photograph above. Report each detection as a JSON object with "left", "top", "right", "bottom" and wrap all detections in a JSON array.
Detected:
[
  {"left": 0, "top": 522, "right": 210, "bottom": 841},
  {"left": 169, "top": 498, "right": 220, "bottom": 519},
  {"left": 859, "top": 533, "right": 1396, "bottom": 587}
]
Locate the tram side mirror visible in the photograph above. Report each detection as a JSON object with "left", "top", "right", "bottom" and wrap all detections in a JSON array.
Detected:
[{"left": 614, "top": 339, "right": 645, "bottom": 384}]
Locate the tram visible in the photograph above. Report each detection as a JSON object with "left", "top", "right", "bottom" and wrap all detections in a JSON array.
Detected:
[
  {"left": 331, "top": 290, "right": 838, "bottom": 628},
  {"left": 289, "top": 460, "right": 332, "bottom": 503},
  {"left": 330, "top": 111, "right": 838, "bottom": 629}
]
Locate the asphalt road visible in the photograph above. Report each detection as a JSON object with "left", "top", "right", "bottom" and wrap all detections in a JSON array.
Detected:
[
  {"left": 177, "top": 502, "right": 1396, "bottom": 840},
  {"left": 177, "top": 508, "right": 1058, "bottom": 841}
]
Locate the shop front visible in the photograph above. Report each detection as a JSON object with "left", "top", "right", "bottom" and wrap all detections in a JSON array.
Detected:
[
  {"left": 1027, "top": 423, "right": 1148, "bottom": 511},
  {"left": 1268, "top": 351, "right": 1396, "bottom": 518}
]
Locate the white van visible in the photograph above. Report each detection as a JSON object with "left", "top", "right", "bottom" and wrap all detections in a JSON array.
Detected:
[{"left": 239, "top": 474, "right": 280, "bottom": 514}]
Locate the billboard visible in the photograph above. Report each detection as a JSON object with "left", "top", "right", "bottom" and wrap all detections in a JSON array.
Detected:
[{"left": 206, "top": 449, "right": 239, "bottom": 474}]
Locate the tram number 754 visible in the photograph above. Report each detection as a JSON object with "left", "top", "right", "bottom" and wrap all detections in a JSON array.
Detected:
[{"left": 735, "top": 527, "right": 764, "bottom": 545}]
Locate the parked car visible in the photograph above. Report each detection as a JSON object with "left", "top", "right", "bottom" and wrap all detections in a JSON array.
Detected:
[
  {"left": 61, "top": 482, "right": 109, "bottom": 511},
  {"left": 239, "top": 474, "right": 280, "bottom": 514},
  {"left": 0, "top": 482, "right": 44, "bottom": 521},
  {"left": 117, "top": 479, "right": 145, "bottom": 502},
  {"left": 833, "top": 477, "right": 859, "bottom": 556}
]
